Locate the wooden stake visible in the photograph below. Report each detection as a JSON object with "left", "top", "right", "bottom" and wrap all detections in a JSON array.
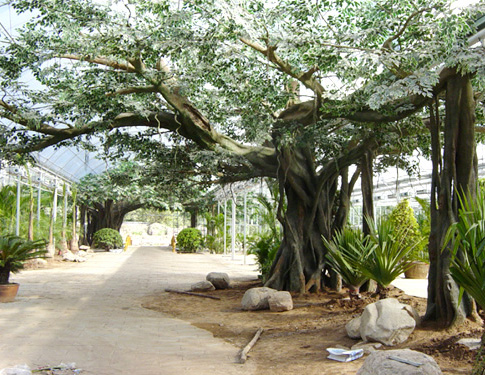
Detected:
[
  {"left": 164, "top": 289, "right": 221, "bottom": 300},
  {"left": 238, "top": 327, "right": 263, "bottom": 364}
]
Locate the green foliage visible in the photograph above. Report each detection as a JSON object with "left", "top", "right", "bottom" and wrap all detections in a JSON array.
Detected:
[
  {"left": 249, "top": 234, "right": 281, "bottom": 282},
  {"left": 177, "top": 228, "right": 203, "bottom": 253},
  {"left": 0, "top": 235, "right": 47, "bottom": 284},
  {"left": 359, "top": 216, "right": 423, "bottom": 290},
  {"left": 248, "top": 179, "right": 284, "bottom": 280},
  {"left": 389, "top": 199, "right": 427, "bottom": 263},
  {"left": 444, "top": 190, "right": 485, "bottom": 311},
  {"left": 203, "top": 213, "right": 226, "bottom": 254},
  {"left": 323, "top": 227, "right": 374, "bottom": 292},
  {"left": 77, "top": 161, "right": 170, "bottom": 211},
  {"left": 414, "top": 196, "right": 431, "bottom": 261},
  {"left": 444, "top": 189, "right": 485, "bottom": 375},
  {"left": 92, "top": 228, "right": 123, "bottom": 250},
  {"left": 0, "top": 184, "right": 70, "bottom": 244}
]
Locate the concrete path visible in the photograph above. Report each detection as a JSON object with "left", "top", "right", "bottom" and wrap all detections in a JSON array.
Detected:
[{"left": 0, "top": 246, "right": 259, "bottom": 375}]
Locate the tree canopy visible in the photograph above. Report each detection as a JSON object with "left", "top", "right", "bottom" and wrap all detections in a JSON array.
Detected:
[{"left": 1, "top": 0, "right": 485, "bottom": 305}]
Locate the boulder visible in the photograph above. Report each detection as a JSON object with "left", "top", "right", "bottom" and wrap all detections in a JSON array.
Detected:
[
  {"left": 206, "top": 272, "right": 230, "bottom": 289},
  {"left": 457, "top": 338, "right": 482, "bottom": 350},
  {"left": 346, "top": 316, "right": 362, "bottom": 339},
  {"left": 268, "top": 291, "right": 293, "bottom": 312},
  {"left": 191, "top": 280, "right": 215, "bottom": 292},
  {"left": 241, "top": 287, "right": 277, "bottom": 311},
  {"left": 357, "top": 349, "right": 442, "bottom": 375},
  {"left": 0, "top": 364, "right": 31, "bottom": 375},
  {"left": 360, "top": 298, "right": 418, "bottom": 346}
]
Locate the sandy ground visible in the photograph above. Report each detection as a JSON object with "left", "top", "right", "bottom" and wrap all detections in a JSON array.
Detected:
[{"left": 143, "top": 279, "right": 483, "bottom": 375}]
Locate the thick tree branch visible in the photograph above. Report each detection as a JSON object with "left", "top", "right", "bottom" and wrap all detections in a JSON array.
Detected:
[
  {"left": 381, "top": 7, "right": 433, "bottom": 52},
  {"left": 59, "top": 54, "right": 136, "bottom": 72},
  {"left": 106, "top": 86, "right": 159, "bottom": 97},
  {"left": 278, "top": 67, "right": 457, "bottom": 125},
  {"left": 240, "top": 37, "right": 324, "bottom": 98}
]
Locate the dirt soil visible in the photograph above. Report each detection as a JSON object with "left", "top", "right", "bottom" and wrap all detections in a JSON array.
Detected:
[{"left": 142, "top": 279, "right": 483, "bottom": 375}]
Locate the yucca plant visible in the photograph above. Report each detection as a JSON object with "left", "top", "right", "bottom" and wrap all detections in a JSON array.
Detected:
[
  {"left": 323, "top": 227, "right": 374, "bottom": 294},
  {"left": 0, "top": 235, "right": 47, "bottom": 284},
  {"left": 444, "top": 190, "right": 485, "bottom": 375},
  {"left": 359, "top": 216, "right": 423, "bottom": 294}
]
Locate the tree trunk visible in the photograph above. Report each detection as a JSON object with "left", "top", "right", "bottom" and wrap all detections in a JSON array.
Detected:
[
  {"left": 264, "top": 145, "right": 341, "bottom": 293},
  {"left": 190, "top": 208, "right": 198, "bottom": 228},
  {"left": 360, "top": 150, "right": 377, "bottom": 293},
  {"left": 0, "top": 265, "right": 11, "bottom": 284},
  {"left": 361, "top": 150, "right": 374, "bottom": 236},
  {"left": 84, "top": 200, "right": 143, "bottom": 245},
  {"left": 425, "top": 73, "right": 477, "bottom": 326}
]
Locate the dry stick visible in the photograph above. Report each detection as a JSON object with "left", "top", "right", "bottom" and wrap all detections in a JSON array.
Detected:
[
  {"left": 238, "top": 327, "right": 264, "bottom": 364},
  {"left": 164, "top": 288, "right": 221, "bottom": 300}
]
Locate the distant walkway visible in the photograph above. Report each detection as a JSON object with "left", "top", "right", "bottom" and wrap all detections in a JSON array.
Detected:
[{"left": 0, "top": 247, "right": 259, "bottom": 375}]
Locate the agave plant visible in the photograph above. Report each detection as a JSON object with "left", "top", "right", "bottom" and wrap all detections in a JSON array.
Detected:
[
  {"left": 0, "top": 235, "right": 47, "bottom": 284},
  {"left": 359, "top": 216, "right": 423, "bottom": 293},
  {"left": 444, "top": 190, "right": 485, "bottom": 374},
  {"left": 323, "top": 227, "right": 374, "bottom": 294},
  {"left": 445, "top": 190, "right": 485, "bottom": 309}
]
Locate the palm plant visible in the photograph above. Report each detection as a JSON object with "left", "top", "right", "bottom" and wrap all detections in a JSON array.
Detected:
[
  {"left": 359, "top": 216, "right": 423, "bottom": 294},
  {"left": 0, "top": 235, "right": 47, "bottom": 284},
  {"left": 444, "top": 190, "right": 485, "bottom": 375},
  {"left": 323, "top": 227, "right": 374, "bottom": 294}
]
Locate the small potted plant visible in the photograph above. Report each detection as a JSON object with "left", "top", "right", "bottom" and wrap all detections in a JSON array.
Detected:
[{"left": 0, "top": 235, "right": 47, "bottom": 302}]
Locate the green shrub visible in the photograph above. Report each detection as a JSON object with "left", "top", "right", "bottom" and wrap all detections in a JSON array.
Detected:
[
  {"left": 249, "top": 234, "right": 280, "bottom": 282},
  {"left": 177, "top": 228, "right": 203, "bottom": 253},
  {"left": 92, "top": 228, "right": 123, "bottom": 250},
  {"left": 389, "top": 199, "right": 426, "bottom": 262}
]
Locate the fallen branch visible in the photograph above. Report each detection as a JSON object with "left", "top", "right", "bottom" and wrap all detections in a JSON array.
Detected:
[
  {"left": 238, "top": 327, "right": 264, "bottom": 364},
  {"left": 164, "top": 289, "right": 221, "bottom": 300}
]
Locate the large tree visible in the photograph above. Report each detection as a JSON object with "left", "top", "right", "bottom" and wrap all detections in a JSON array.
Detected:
[
  {"left": 76, "top": 160, "right": 174, "bottom": 243},
  {"left": 1, "top": 0, "right": 484, "bottom": 322}
]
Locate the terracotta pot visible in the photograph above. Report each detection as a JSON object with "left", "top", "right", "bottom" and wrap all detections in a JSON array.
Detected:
[
  {"left": 404, "top": 262, "right": 429, "bottom": 279},
  {"left": 0, "top": 283, "right": 19, "bottom": 302}
]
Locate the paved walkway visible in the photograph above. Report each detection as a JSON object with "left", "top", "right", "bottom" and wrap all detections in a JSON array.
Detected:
[{"left": 0, "top": 246, "right": 259, "bottom": 375}]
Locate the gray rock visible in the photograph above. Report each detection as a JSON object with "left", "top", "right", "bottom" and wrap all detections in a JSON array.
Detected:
[
  {"left": 206, "top": 272, "right": 230, "bottom": 289},
  {"left": 268, "top": 291, "right": 293, "bottom": 312},
  {"left": 241, "top": 287, "right": 277, "bottom": 311},
  {"left": 62, "top": 250, "right": 87, "bottom": 262},
  {"left": 62, "top": 250, "right": 77, "bottom": 262},
  {"left": 346, "top": 316, "right": 362, "bottom": 339},
  {"left": 191, "top": 280, "right": 215, "bottom": 292},
  {"left": 360, "top": 298, "right": 417, "bottom": 346},
  {"left": 457, "top": 338, "right": 482, "bottom": 350},
  {"left": 357, "top": 349, "right": 442, "bottom": 375},
  {"left": 0, "top": 364, "right": 31, "bottom": 375},
  {"left": 351, "top": 341, "right": 382, "bottom": 354}
]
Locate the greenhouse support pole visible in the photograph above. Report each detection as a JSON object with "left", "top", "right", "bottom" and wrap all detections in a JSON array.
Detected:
[
  {"left": 231, "top": 198, "right": 236, "bottom": 260},
  {"left": 16, "top": 177, "right": 21, "bottom": 236},
  {"left": 223, "top": 200, "right": 227, "bottom": 256},
  {"left": 52, "top": 181, "right": 58, "bottom": 224},
  {"left": 243, "top": 193, "right": 247, "bottom": 265},
  {"left": 62, "top": 188, "right": 68, "bottom": 234},
  {"left": 37, "top": 179, "right": 41, "bottom": 229}
]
